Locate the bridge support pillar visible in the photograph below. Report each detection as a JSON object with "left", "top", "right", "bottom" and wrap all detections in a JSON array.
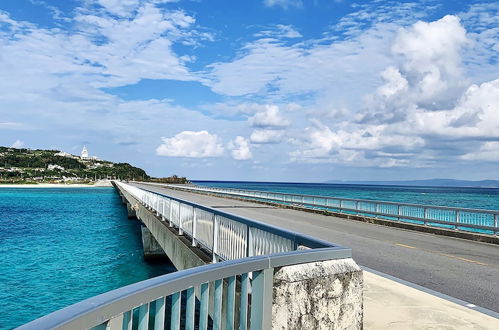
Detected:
[
  {"left": 272, "top": 257, "right": 363, "bottom": 330},
  {"left": 140, "top": 225, "right": 167, "bottom": 261},
  {"left": 126, "top": 202, "right": 137, "bottom": 219}
]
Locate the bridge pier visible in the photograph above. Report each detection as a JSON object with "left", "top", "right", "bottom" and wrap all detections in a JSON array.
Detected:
[
  {"left": 140, "top": 225, "right": 168, "bottom": 261},
  {"left": 126, "top": 202, "right": 137, "bottom": 219}
]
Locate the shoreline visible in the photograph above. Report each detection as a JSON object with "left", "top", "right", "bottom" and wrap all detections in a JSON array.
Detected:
[{"left": 0, "top": 180, "right": 113, "bottom": 188}]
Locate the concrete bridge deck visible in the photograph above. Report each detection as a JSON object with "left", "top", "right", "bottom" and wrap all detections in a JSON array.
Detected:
[{"left": 133, "top": 183, "right": 499, "bottom": 328}]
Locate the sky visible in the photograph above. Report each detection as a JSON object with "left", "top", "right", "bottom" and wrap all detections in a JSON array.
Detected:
[{"left": 0, "top": 0, "right": 498, "bottom": 182}]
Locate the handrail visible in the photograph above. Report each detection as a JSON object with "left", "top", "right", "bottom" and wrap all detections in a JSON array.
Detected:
[
  {"left": 17, "top": 182, "right": 352, "bottom": 330},
  {"left": 152, "top": 183, "right": 499, "bottom": 235},
  {"left": 18, "top": 248, "right": 350, "bottom": 330},
  {"left": 120, "top": 182, "right": 346, "bottom": 261},
  {"left": 136, "top": 185, "right": 338, "bottom": 249}
]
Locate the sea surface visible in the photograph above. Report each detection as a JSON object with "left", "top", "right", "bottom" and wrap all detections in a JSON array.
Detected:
[
  {"left": 0, "top": 187, "right": 174, "bottom": 330},
  {"left": 193, "top": 181, "right": 499, "bottom": 211}
]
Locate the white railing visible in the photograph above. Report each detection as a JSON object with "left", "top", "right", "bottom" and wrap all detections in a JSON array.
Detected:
[
  {"left": 155, "top": 183, "right": 499, "bottom": 235},
  {"left": 118, "top": 182, "right": 333, "bottom": 262}
]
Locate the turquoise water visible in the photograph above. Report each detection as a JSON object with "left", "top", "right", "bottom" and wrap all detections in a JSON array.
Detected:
[
  {"left": 193, "top": 181, "right": 499, "bottom": 211},
  {"left": 0, "top": 187, "right": 174, "bottom": 330}
]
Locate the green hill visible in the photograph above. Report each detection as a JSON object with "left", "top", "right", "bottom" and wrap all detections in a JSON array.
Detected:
[{"left": 0, "top": 146, "right": 148, "bottom": 184}]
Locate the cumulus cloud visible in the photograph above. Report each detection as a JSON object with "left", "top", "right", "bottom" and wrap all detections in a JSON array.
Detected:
[
  {"left": 249, "top": 105, "right": 290, "bottom": 128},
  {"left": 292, "top": 15, "right": 499, "bottom": 168},
  {"left": 392, "top": 15, "right": 468, "bottom": 109},
  {"left": 156, "top": 131, "right": 224, "bottom": 158},
  {"left": 228, "top": 136, "right": 252, "bottom": 160},
  {"left": 10, "top": 140, "right": 25, "bottom": 148},
  {"left": 250, "top": 129, "right": 285, "bottom": 144}
]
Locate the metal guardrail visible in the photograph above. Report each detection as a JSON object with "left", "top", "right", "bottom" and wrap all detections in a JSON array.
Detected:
[
  {"left": 124, "top": 182, "right": 339, "bottom": 261},
  {"left": 18, "top": 182, "right": 351, "bottom": 330},
  {"left": 158, "top": 183, "right": 499, "bottom": 235}
]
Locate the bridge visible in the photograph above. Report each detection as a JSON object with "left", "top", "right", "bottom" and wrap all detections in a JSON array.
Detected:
[{"left": 18, "top": 181, "right": 499, "bottom": 329}]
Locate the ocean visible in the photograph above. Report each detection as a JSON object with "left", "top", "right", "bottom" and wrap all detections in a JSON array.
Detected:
[
  {"left": 192, "top": 181, "right": 499, "bottom": 211},
  {"left": 2, "top": 182, "right": 498, "bottom": 329},
  {"left": 0, "top": 187, "right": 174, "bottom": 330}
]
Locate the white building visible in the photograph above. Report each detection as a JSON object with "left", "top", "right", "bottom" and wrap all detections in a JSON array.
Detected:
[
  {"left": 48, "top": 164, "right": 65, "bottom": 171},
  {"left": 80, "top": 146, "right": 99, "bottom": 161},
  {"left": 81, "top": 146, "right": 89, "bottom": 159},
  {"left": 54, "top": 151, "right": 76, "bottom": 158}
]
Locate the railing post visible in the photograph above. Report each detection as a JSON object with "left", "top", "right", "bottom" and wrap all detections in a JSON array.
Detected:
[
  {"left": 161, "top": 199, "right": 166, "bottom": 221},
  {"left": 397, "top": 204, "right": 401, "bottom": 220},
  {"left": 339, "top": 199, "right": 343, "bottom": 210},
  {"left": 178, "top": 204, "right": 183, "bottom": 235},
  {"left": 239, "top": 273, "right": 249, "bottom": 330},
  {"left": 171, "top": 292, "right": 181, "bottom": 330},
  {"left": 169, "top": 199, "right": 173, "bottom": 227},
  {"left": 154, "top": 298, "right": 165, "bottom": 330},
  {"left": 226, "top": 276, "right": 236, "bottom": 330},
  {"left": 355, "top": 201, "right": 359, "bottom": 214},
  {"left": 199, "top": 283, "right": 210, "bottom": 330},
  {"left": 250, "top": 268, "right": 274, "bottom": 330},
  {"left": 122, "top": 311, "right": 132, "bottom": 330},
  {"left": 246, "top": 226, "right": 253, "bottom": 257},
  {"left": 495, "top": 214, "right": 498, "bottom": 235},
  {"left": 156, "top": 196, "right": 160, "bottom": 216},
  {"left": 213, "top": 279, "right": 223, "bottom": 330},
  {"left": 186, "top": 287, "right": 195, "bottom": 330},
  {"left": 138, "top": 303, "right": 149, "bottom": 330},
  {"left": 192, "top": 208, "right": 198, "bottom": 247},
  {"left": 455, "top": 210, "right": 460, "bottom": 230},
  {"left": 212, "top": 214, "right": 219, "bottom": 263},
  {"left": 423, "top": 207, "right": 428, "bottom": 225}
]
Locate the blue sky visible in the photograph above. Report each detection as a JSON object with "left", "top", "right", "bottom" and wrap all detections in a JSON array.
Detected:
[{"left": 0, "top": 0, "right": 498, "bottom": 181}]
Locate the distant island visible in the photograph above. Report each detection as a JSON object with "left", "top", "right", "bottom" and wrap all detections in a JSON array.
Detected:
[
  {"left": 326, "top": 178, "right": 499, "bottom": 188},
  {"left": 0, "top": 146, "right": 188, "bottom": 185}
]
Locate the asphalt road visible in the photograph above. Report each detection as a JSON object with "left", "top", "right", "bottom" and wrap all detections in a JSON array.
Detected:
[{"left": 134, "top": 183, "right": 499, "bottom": 312}]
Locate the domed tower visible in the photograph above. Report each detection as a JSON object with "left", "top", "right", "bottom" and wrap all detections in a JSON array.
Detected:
[{"left": 81, "top": 146, "right": 89, "bottom": 159}]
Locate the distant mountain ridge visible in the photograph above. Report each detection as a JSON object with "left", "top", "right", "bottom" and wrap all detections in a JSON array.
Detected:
[{"left": 326, "top": 178, "right": 499, "bottom": 188}]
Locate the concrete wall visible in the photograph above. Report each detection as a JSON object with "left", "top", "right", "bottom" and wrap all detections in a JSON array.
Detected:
[{"left": 272, "top": 258, "right": 363, "bottom": 329}]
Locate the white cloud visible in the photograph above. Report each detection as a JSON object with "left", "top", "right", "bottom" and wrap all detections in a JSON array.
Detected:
[
  {"left": 10, "top": 140, "right": 25, "bottom": 148},
  {"left": 96, "top": 0, "right": 140, "bottom": 17},
  {"left": 255, "top": 24, "right": 302, "bottom": 38},
  {"left": 391, "top": 15, "right": 468, "bottom": 109},
  {"left": 291, "top": 15, "right": 499, "bottom": 168},
  {"left": 228, "top": 136, "right": 252, "bottom": 160},
  {"left": 0, "top": 2, "right": 208, "bottom": 102},
  {"left": 250, "top": 129, "right": 284, "bottom": 144},
  {"left": 156, "top": 131, "right": 224, "bottom": 158},
  {"left": 249, "top": 105, "right": 290, "bottom": 128},
  {"left": 206, "top": 23, "right": 395, "bottom": 98},
  {"left": 263, "top": 0, "right": 302, "bottom": 10},
  {"left": 377, "top": 66, "right": 408, "bottom": 98},
  {"left": 461, "top": 142, "right": 499, "bottom": 161}
]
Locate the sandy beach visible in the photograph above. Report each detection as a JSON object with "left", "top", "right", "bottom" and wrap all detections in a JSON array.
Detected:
[{"left": 0, "top": 180, "right": 113, "bottom": 188}]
